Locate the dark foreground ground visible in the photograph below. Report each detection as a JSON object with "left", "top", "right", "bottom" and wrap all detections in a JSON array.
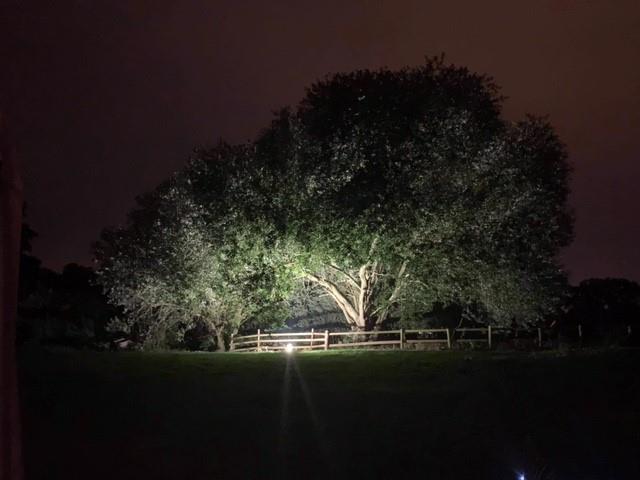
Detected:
[{"left": 18, "top": 348, "right": 640, "bottom": 479}]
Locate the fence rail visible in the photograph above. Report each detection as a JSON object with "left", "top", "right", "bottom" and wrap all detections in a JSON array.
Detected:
[
  {"left": 230, "top": 327, "right": 492, "bottom": 352},
  {"left": 230, "top": 323, "right": 634, "bottom": 352}
]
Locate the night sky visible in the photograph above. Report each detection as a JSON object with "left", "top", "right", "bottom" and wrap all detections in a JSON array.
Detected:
[{"left": 1, "top": 1, "right": 639, "bottom": 283}]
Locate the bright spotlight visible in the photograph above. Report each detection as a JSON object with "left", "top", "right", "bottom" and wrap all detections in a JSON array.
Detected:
[
  {"left": 518, "top": 474, "right": 525, "bottom": 480},
  {"left": 285, "top": 343, "right": 294, "bottom": 354}
]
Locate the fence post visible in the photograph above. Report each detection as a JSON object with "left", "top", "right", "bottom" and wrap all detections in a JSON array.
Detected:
[
  {"left": 324, "top": 330, "right": 329, "bottom": 350},
  {"left": 257, "top": 329, "right": 261, "bottom": 352},
  {"left": 310, "top": 328, "right": 314, "bottom": 350},
  {"left": 578, "top": 324, "right": 582, "bottom": 346},
  {"left": 537, "top": 327, "right": 542, "bottom": 348},
  {"left": 399, "top": 328, "right": 405, "bottom": 350},
  {"left": 487, "top": 325, "right": 492, "bottom": 350},
  {"left": 446, "top": 328, "right": 451, "bottom": 349},
  {"left": 230, "top": 336, "right": 235, "bottom": 352}
]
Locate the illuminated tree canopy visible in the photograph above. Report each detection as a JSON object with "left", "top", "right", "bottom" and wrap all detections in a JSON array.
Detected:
[
  {"left": 255, "top": 58, "right": 572, "bottom": 330},
  {"left": 95, "top": 144, "right": 295, "bottom": 349},
  {"left": 96, "top": 58, "right": 573, "bottom": 345}
]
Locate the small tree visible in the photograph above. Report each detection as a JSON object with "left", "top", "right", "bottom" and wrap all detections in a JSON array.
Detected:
[{"left": 95, "top": 144, "right": 293, "bottom": 349}]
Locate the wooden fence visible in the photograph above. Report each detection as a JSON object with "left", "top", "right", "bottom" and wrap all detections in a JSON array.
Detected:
[
  {"left": 229, "top": 325, "right": 571, "bottom": 352},
  {"left": 231, "top": 324, "right": 635, "bottom": 352}
]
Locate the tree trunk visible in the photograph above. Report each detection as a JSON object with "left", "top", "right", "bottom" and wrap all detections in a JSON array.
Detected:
[
  {"left": 305, "top": 259, "right": 407, "bottom": 333},
  {"left": 215, "top": 330, "right": 226, "bottom": 352},
  {"left": 0, "top": 111, "right": 23, "bottom": 480}
]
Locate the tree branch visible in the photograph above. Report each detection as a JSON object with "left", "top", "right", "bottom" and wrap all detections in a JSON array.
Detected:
[
  {"left": 368, "top": 236, "right": 379, "bottom": 257},
  {"left": 305, "top": 272, "right": 359, "bottom": 326},
  {"left": 372, "top": 260, "right": 408, "bottom": 323},
  {"left": 326, "top": 263, "right": 360, "bottom": 289}
]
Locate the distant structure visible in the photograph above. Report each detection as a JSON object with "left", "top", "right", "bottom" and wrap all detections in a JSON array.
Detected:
[{"left": 0, "top": 110, "right": 23, "bottom": 480}]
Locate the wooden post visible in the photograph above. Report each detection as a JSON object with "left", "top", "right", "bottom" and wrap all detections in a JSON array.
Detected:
[
  {"left": 399, "top": 328, "right": 404, "bottom": 350},
  {"left": 310, "top": 328, "right": 314, "bottom": 350},
  {"left": 538, "top": 327, "right": 542, "bottom": 348},
  {"left": 257, "top": 329, "right": 261, "bottom": 352},
  {"left": 324, "top": 330, "right": 329, "bottom": 351},
  {"left": 446, "top": 328, "right": 451, "bottom": 349},
  {"left": 487, "top": 325, "right": 492, "bottom": 349},
  {"left": 578, "top": 324, "right": 582, "bottom": 345}
]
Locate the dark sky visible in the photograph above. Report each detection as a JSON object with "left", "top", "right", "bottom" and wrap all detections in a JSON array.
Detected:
[{"left": 1, "top": 0, "right": 639, "bottom": 283}]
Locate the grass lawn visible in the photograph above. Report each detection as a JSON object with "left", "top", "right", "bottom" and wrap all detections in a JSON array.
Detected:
[{"left": 18, "top": 348, "right": 640, "bottom": 479}]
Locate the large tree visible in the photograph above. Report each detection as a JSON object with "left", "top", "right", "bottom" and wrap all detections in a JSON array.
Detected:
[
  {"left": 254, "top": 57, "right": 572, "bottom": 330},
  {"left": 97, "top": 57, "right": 573, "bottom": 338}
]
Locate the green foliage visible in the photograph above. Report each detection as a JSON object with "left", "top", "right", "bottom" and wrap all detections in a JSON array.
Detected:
[
  {"left": 254, "top": 57, "right": 572, "bottom": 328},
  {"left": 97, "top": 57, "right": 573, "bottom": 341},
  {"left": 95, "top": 144, "right": 295, "bottom": 350}
]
